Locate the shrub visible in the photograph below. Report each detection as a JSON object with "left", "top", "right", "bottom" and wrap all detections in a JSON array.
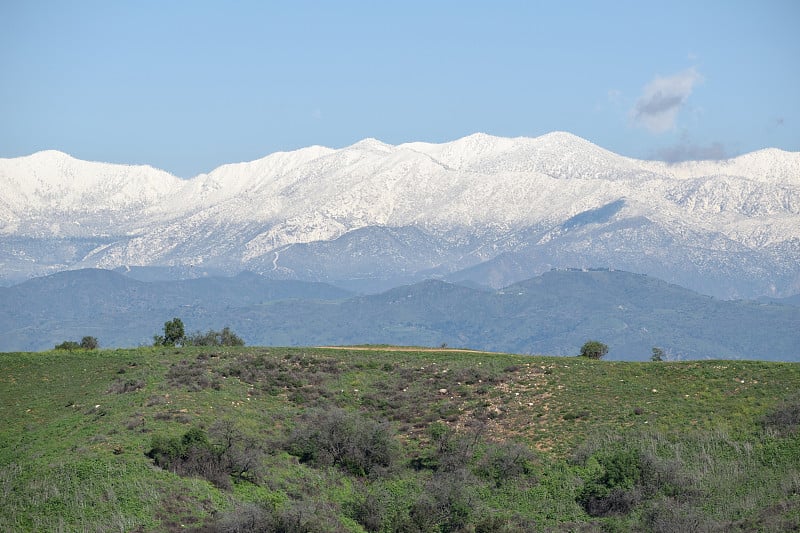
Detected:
[
  {"left": 166, "top": 358, "right": 221, "bottom": 391},
  {"left": 580, "top": 486, "right": 639, "bottom": 517},
  {"left": 286, "top": 407, "right": 398, "bottom": 476},
  {"left": 55, "top": 337, "right": 99, "bottom": 350},
  {"left": 563, "top": 410, "right": 591, "bottom": 421},
  {"left": 579, "top": 340, "right": 608, "bottom": 359},
  {"left": 185, "top": 326, "right": 245, "bottom": 347},
  {"left": 107, "top": 378, "right": 145, "bottom": 394},
  {"left": 452, "top": 366, "right": 497, "bottom": 385},
  {"left": 573, "top": 433, "right": 697, "bottom": 519},
  {"left": 80, "top": 336, "right": 99, "bottom": 349},
  {"left": 54, "top": 340, "right": 81, "bottom": 350},
  {"left": 641, "top": 497, "right": 704, "bottom": 533},
  {"left": 214, "top": 502, "right": 274, "bottom": 532},
  {"left": 476, "top": 441, "right": 537, "bottom": 487},
  {"left": 577, "top": 448, "right": 642, "bottom": 516},
  {"left": 275, "top": 499, "right": 350, "bottom": 533},
  {"left": 761, "top": 396, "right": 800, "bottom": 436},
  {"left": 350, "top": 486, "right": 392, "bottom": 532},
  {"left": 407, "top": 468, "right": 477, "bottom": 532},
  {"left": 147, "top": 423, "right": 263, "bottom": 489},
  {"left": 215, "top": 498, "right": 353, "bottom": 532},
  {"left": 208, "top": 420, "right": 264, "bottom": 482},
  {"left": 413, "top": 421, "right": 479, "bottom": 472}
]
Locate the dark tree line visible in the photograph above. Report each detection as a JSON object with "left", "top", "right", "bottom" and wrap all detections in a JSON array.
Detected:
[
  {"left": 153, "top": 318, "right": 244, "bottom": 347},
  {"left": 55, "top": 336, "right": 98, "bottom": 350}
]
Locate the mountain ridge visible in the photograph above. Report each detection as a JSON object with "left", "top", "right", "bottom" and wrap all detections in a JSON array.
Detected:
[
  {"left": 1, "top": 267, "right": 797, "bottom": 360},
  {"left": 1, "top": 132, "right": 799, "bottom": 298}
]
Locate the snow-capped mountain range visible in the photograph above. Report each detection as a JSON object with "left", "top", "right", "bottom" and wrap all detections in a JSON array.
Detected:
[{"left": 2, "top": 132, "right": 799, "bottom": 298}]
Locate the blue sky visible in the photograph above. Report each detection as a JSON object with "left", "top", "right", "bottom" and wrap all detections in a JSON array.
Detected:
[{"left": 1, "top": 1, "right": 798, "bottom": 177}]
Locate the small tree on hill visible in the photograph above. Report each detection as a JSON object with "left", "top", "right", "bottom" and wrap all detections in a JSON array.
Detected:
[
  {"left": 80, "top": 336, "right": 99, "bottom": 350},
  {"left": 219, "top": 326, "right": 244, "bottom": 346},
  {"left": 651, "top": 347, "right": 664, "bottom": 362},
  {"left": 580, "top": 340, "right": 608, "bottom": 360},
  {"left": 154, "top": 318, "right": 185, "bottom": 347}
]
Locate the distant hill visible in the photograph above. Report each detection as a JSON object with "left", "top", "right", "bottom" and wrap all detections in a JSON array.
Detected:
[
  {"left": 0, "top": 269, "right": 352, "bottom": 351},
  {"left": 1, "top": 268, "right": 797, "bottom": 360}
]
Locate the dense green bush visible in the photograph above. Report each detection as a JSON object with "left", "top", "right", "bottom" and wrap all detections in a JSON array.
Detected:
[
  {"left": 185, "top": 326, "right": 245, "bottom": 347},
  {"left": 412, "top": 421, "right": 478, "bottom": 472},
  {"left": 147, "top": 427, "right": 229, "bottom": 488},
  {"left": 54, "top": 340, "right": 81, "bottom": 350},
  {"left": 80, "top": 336, "right": 99, "bottom": 349},
  {"left": 579, "top": 340, "right": 609, "bottom": 359},
  {"left": 55, "top": 336, "right": 99, "bottom": 350},
  {"left": 147, "top": 423, "right": 262, "bottom": 489},
  {"left": 577, "top": 448, "right": 642, "bottom": 516},
  {"left": 153, "top": 317, "right": 185, "bottom": 346}
]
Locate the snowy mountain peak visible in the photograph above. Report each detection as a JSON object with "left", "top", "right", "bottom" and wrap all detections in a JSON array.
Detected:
[
  {"left": 346, "top": 138, "right": 394, "bottom": 153},
  {"left": 21, "top": 149, "right": 73, "bottom": 162},
  {"left": 1, "top": 132, "right": 798, "bottom": 298}
]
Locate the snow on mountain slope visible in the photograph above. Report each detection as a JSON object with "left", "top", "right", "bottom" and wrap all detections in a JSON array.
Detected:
[
  {"left": 641, "top": 148, "right": 800, "bottom": 184},
  {"left": 402, "top": 131, "right": 657, "bottom": 180},
  {"left": 184, "top": 145, "right": 336, "bottom": 207},
  {"left": 0, "top": 150, "right": 183, "bottom": 212},
  {"left": 1, "top": 133, "right": 798, "bottom": 297},
  {"left": 0, "top": 150, "right": 184, "bottom": 236}
]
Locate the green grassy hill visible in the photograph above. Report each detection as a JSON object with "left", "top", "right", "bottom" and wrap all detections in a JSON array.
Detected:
[{"left": 1, "top": 346, "right": 799, "bottom": 531}]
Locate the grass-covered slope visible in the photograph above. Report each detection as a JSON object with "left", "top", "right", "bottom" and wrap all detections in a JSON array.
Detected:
[{"left": 1, "top": 346, "right": 799, "bottom": 531}]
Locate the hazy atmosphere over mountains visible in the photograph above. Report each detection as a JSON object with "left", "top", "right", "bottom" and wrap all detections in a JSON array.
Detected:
[{"left": 2, "top": 133, "right": 799, "bottom": 299}]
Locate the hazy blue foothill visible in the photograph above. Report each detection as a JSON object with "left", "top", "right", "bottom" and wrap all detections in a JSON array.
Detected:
[{"left": 1, "top": 267, "right": 797, "bottom": 361}]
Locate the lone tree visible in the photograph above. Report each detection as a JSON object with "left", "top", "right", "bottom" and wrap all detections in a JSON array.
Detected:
[
  {"left": 651, "top": 347, "right": 665, "bottom": 362},
  {"left": 154, "top": 318, "right": 186, "bottom": 347},
  {"left": 579, "top": 340, "right": 609, "bottom": 359},
  {"left": 80, "top": 336, "right": 99, "bottom": 350}
]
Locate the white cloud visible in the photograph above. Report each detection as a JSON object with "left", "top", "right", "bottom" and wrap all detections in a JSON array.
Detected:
[{"left": 631, "top": 68, "right": 702, "bottom": 133}]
